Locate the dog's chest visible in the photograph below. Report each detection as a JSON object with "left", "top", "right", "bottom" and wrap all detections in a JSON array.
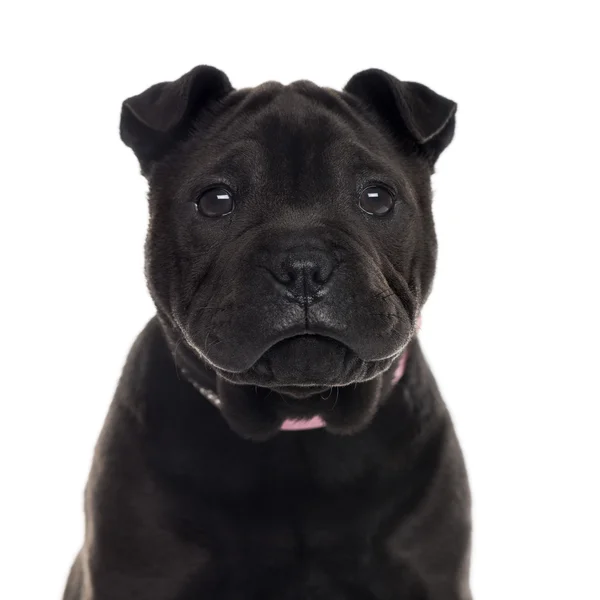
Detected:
[
  {"left": 171, "top": 483, "right": 410, "bottom": 599},
  {"left": 158, "top": 415, "right": 418, "bottom": 597}
]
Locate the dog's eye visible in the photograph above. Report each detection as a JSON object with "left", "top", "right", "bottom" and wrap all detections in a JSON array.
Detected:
[
  {"left": 359, "top": 186, "right": 394, "bottom": 216},
  {"left": 196, "top": 188, "right": 234, "bottom": 217}
]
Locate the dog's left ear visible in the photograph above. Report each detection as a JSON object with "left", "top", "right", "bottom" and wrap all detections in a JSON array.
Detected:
[
  {"left": 120, "top": 65, "right": 233, "bottom": 175},
  {"left": 344, "top": 69, "right": 456, "bottom": 166}
]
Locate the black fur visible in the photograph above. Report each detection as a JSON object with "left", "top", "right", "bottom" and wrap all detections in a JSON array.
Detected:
[{"left": 64, "top": 66, "right": 471, "bottom": 599}]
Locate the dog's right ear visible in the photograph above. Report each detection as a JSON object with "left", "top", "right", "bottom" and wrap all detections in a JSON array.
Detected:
[{"left": 120, "top": 65, "right": 233, "bottom": 175}]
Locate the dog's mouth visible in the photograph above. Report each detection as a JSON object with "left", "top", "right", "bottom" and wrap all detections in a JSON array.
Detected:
[
  {"left": 179, "top": 319, "right": 402, "bottom": 395},
  {"left": 222, "top": 331, "right": 392, "bottom": 395}
]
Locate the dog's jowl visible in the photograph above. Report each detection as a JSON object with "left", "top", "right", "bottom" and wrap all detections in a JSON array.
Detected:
[{"left": 63, "top": 66, "right": 472, "bottom": 600}]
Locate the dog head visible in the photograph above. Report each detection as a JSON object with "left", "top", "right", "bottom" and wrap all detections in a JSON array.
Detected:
[{"left": 120, "top": 65, "right": 455, "bottom": 438}]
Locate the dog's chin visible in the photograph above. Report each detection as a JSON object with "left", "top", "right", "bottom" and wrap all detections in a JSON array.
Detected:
[
  {"left": 258, "top": 334, "right": 350, "bottom": 383},
  {"left": 215, "top": 372, "right": 385, "bottom": 441}
]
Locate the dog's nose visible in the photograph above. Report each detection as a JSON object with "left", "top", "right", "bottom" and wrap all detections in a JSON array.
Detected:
[{"left": 267, "top": 248, "right": 337, "bottom": 303}]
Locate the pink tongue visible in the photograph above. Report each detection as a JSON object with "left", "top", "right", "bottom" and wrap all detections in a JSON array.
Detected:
[{"left": 280, "top": 415, "right": 326, "bottom": 431}]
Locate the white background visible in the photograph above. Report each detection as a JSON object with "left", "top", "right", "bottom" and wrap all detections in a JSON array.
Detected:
[{"left": 1, "top": 2, "right": 599, "bottom": 599}]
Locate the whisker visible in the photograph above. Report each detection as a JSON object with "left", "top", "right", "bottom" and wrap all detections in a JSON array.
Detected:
[
  {"left": 172, "top": 336, "right": 184, "bottom": 381},
  {"left": 331, "top": 386, "right": 340, "bottom": 411},
  {"left": 321, "top": 387, "right": 334, "bottom": 401}
]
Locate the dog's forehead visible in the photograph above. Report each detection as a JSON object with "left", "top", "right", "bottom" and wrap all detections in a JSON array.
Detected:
[
  {"left": 197, "top": 81, "right": 405, "bottom": 182},
  {"left": 229, "top": 82, "right": 357, "bottom": 147}
]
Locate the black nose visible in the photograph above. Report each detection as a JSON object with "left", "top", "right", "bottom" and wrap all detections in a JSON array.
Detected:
[{"left": 267, "top": 248, "right": 337, "bottom": 303}]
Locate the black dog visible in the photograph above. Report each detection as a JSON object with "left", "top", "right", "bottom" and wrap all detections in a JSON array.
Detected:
[{"left": 63, "top": 66, "right": 471, "bottom": 599}]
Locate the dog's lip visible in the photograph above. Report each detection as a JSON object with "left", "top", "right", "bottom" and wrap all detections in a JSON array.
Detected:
[
  {"left": 254, "top": 326, "right": 402, "bottom": 369},
  {"left": 261, "top": 328, "right": 350, "bottom": 357},
  {"left": 182, "top": 328, "right": 346, "bottom": 375},
  {"left": 269, "top": 330, "right": 340, "bottom": 347}
]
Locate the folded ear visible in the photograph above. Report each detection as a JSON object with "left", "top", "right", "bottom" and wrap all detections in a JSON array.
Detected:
[
  {"left": 120, "top": 65, "right": 233, "bottom": 175},
  {"left": 344, "top": 69, "right": 456, "bottom": 166}
]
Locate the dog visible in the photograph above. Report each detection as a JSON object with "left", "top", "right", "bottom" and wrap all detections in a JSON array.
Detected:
[{"left": 63, "top": 65, "right": 472, "bottom": 599}]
